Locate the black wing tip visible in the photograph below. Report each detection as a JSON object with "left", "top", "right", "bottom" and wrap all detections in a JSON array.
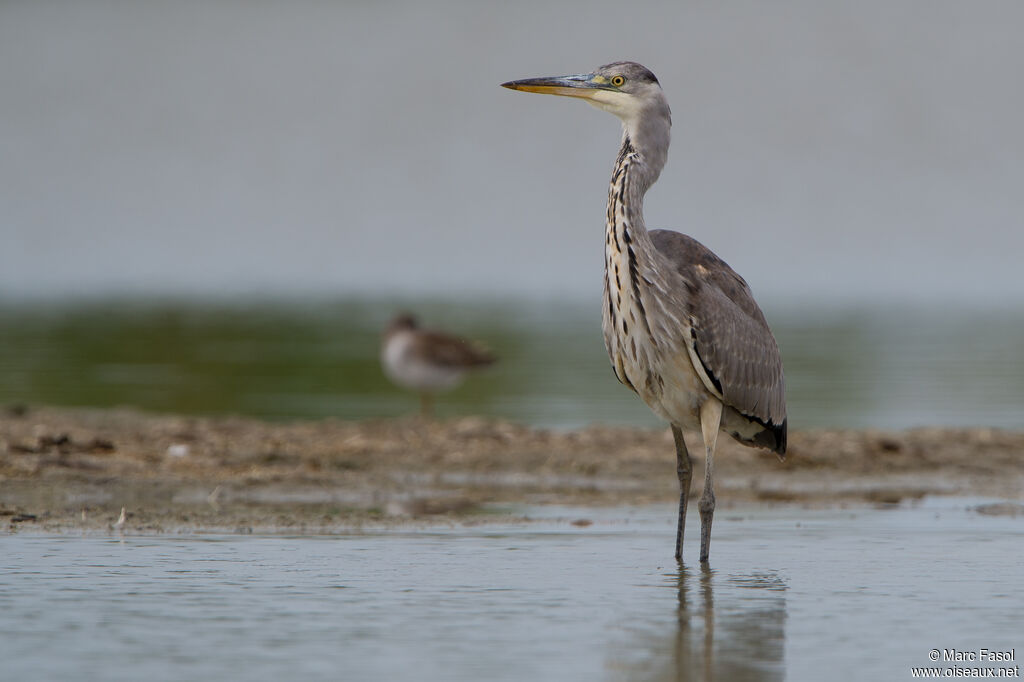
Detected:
[
  {"left": 729, "top": 414, "right": 787, "bottom": 458},
  {"left": 770, "top": 417, "right": 786, "bottom": 458},
  {"left": 773, "top": 418, "right": 788, "bottom": 460}
]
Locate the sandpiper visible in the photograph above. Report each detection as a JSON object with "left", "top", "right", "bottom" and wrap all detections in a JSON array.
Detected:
[{"left": 381, "top": 313, "right": 496, "bottom": 416}]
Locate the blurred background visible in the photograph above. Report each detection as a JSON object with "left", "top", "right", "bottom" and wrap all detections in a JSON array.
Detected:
[{"left": 1, "top": 0, "right": 1022, "bottom": 429}]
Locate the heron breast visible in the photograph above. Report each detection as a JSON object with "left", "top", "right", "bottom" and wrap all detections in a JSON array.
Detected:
[{"left": 605, "top": 308, "right": 707, "bottom": 428}]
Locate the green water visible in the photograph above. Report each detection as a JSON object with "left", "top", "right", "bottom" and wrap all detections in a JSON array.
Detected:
[{"left": 1, "top": 298, "right": 1022, "bottom": 429}]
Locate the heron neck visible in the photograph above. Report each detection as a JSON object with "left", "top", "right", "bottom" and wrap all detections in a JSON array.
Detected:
[
  {"left": 606, "top": 134, "right": 658, "bottom": 250},
  {"left": 621, "top": 114, "right": 669, "bottom": 194},
  {"left": 604, "top": 133, "right": 659, "bottom": 337},
  {"left": 603, "top": 132, "right": 662, "bottom": 370},
  {"left": 602, "top": 104, "right": 673, "bottom": 388}
]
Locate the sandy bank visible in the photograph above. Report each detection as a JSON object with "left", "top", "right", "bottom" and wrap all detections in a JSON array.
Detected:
[{"left": 2, "top": 406, "right": 1022, "bottom": 533}]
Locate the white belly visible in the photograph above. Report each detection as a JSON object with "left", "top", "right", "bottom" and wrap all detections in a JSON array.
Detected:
[
  {"left": 628, "top": 344, "right": 707, "bottom": 430},
  {"left": 645, "top": 350, "right": 709, "bottom": 429},
  {"left": 381, "top": 332, "right": 464, "bottom": 393}
]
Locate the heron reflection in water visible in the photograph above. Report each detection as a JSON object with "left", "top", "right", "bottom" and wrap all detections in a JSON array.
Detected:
[{"left": 608, "top": 567, "right": 787, "bottom": 681}]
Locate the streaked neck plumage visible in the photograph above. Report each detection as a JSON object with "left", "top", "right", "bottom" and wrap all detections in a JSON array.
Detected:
[
  {"left": 606, "top": 98, "right": 671, "bottom": 250},
  {"left": 603, "top": 96, "right": 672, "bottom": 386},
  {"left": 620, "top": 104, "right": 671, "bottom": 198}
]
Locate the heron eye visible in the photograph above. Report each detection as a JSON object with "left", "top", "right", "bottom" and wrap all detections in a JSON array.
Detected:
[{"left": 611, "top": 75, "right": 625, "bottom": 87}]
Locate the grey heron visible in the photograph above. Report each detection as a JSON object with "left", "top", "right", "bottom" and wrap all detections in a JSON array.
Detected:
[
  {"left": 502, "top": 62, "right": 786, "bottom": 563},
  {"left": 381, "top": 313, "right": 496, "bottom": 417}
]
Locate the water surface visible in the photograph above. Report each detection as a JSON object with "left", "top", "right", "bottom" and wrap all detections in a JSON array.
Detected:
[{"left": 2, "top": 498, "right": 1020, "bottom": 681}]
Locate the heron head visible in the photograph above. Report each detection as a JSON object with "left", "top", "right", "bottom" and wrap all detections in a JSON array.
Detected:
[{"left": 502, "top": 61, "right": 669, "bottom": 127}]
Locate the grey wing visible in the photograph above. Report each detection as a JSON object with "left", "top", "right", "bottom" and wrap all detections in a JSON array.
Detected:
[{"left": 649, "top": 230, "right": 787, "bottom": 429}]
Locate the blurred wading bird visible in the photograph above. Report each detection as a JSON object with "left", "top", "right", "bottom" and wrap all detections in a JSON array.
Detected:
[
  {"left": 381, "top": 313, "right": 497, "bottom": 417},
  {"left": 502, "top": 62, "right": 786, "bottom": 563}
]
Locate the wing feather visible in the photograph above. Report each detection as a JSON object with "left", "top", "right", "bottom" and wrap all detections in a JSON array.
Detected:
[
  {"left": 414, "top": 330, "right": 496, "bottom": 368},
  {"left": 649, "top": 230, "right": 786, "bottom": 428}
]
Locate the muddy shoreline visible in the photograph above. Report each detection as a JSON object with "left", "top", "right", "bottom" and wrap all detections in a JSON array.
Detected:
[{"left": 2, "top": 406, "right": 1022, "bottom": 533}]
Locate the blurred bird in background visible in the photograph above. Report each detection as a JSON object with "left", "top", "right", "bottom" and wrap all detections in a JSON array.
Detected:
[{"left": 380, "top": 313, "right": 496, "bottom": 417}]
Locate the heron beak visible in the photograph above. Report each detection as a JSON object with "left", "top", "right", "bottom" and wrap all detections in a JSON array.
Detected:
[{"left": 501, "top": 73, "right": 611, "bottom": 100}]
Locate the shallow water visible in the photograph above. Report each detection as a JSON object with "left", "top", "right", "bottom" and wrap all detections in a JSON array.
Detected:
[{"left": 2, "top": 497, "right": 1021, "bottom": 681}]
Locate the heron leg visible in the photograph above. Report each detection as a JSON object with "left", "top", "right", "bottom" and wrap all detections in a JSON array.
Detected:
[
  {"left": 698, "top": 398, "right": 723, "bottom": 564},
  {"left": 672, "top": 425, "right": 693, "bottom": 563}
]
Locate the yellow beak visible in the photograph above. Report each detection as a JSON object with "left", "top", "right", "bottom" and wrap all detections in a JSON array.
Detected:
[{"left": 500, "top": 73, "right": 612, "bottom": 100}]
